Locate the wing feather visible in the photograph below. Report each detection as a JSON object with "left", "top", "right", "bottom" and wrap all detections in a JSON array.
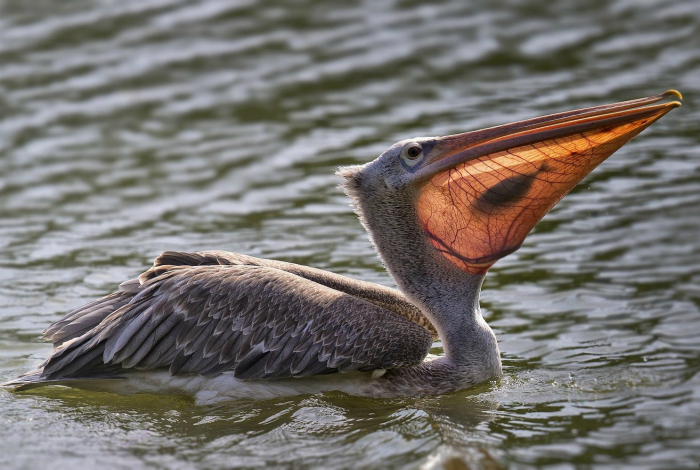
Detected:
[{"left": 18, "top": 253, "right": 433, "bottom": 386}]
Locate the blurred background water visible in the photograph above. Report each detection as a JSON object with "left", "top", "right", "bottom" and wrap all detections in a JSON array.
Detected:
[{"left": 0, "top": 0, "right": 698, "bottom": 468}]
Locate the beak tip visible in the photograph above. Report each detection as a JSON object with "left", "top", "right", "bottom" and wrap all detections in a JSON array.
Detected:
[{"left": 663, "top": 89, "right": 683, "bottom": 101}]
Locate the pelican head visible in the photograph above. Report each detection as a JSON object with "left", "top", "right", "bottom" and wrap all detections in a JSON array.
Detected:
[{"left": 341, "top": 91, "right": 681, "bottom": 282}]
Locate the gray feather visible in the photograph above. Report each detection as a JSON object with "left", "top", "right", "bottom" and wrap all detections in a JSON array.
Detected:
[{"left": 12, "top": 251, "right": 433, "bottom": 386}]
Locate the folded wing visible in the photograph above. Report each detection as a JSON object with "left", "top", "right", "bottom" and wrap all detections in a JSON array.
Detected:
[{"left": 25, "top": 255, "right": 432, "bottom": 384}]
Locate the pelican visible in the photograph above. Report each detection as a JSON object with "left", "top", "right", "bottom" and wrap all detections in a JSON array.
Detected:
[{"left": 4, "top": 91, "right": 681, "bottom": 403}]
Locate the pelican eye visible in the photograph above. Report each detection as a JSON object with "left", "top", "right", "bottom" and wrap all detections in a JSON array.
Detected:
[{"left": 401, "top": 143, "right": 424, "bottom": 167}]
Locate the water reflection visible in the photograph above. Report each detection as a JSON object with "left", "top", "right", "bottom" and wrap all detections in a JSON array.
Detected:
[{"left": 9, "top": 388, "right": 500, "bottom": 468}]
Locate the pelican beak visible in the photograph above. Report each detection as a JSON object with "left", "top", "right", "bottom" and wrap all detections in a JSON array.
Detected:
[{"left": 415, "top": 90, "right": 682, "bottom": 273}]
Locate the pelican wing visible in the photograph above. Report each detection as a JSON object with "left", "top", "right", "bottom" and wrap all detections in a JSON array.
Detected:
[
  {"left": 31, "top": 257, "right": 433, "bottom": 383},
  {"left": 142, "top": 250, "right": 438, "bottom": 338}
]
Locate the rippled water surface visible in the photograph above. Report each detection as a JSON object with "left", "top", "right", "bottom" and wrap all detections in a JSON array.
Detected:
[{"left": 1, "top": 0, "right": 699, "bottom": 468}]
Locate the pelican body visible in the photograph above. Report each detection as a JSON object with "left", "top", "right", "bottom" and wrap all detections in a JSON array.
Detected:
[{"left": 4, "top": 91, "right": 681, "bottom": 403}]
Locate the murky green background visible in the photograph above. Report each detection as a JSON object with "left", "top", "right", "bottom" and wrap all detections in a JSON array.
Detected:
[{"left": 1, "top": 0, "right": 698, "bottom": 468}]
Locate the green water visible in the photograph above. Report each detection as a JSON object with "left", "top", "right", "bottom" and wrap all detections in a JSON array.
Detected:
[{"left": 1, "top": 0, "right": 699, "bottom": 468}]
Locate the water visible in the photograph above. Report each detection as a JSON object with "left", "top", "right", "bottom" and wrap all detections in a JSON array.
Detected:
[{"left": 0, "top": 0, "right": 698, "bottom": 468}]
